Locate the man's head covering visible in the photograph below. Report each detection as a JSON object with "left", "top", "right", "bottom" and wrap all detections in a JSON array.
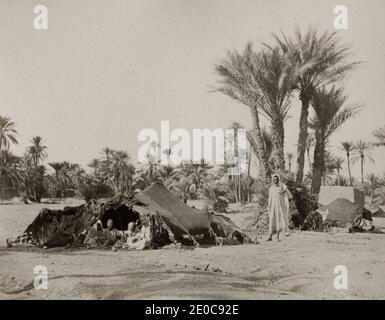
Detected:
[{"left": 271, "top": 173, "right": 280, "bottom": 180}]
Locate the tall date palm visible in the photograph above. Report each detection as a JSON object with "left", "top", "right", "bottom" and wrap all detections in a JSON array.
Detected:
[
  {"left": 214, "top": 44, "right": 270, "bottom": 180},
  {"left": 340, "top": 141, "right": 354, "bottom": 186},
  {"left": 271, "top": 26, "right": 358, "bottom": 185},
  {"left": 28, "top": 136, "right": 47, "bottom": 167},
  {"left": 214, "top": 43, "right": 293, "bottom": 177},
  {"left": 352, "top": 140, "right": 374, "bottom": 184},
  {"left": 0, "top": 116, "right": 18, "bottom": 151},
  {"left": 309, "top": 87, "right": 359, "bottom": 193}
]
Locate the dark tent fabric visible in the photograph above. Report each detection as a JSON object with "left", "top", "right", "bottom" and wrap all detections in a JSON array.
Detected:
[
  {"left": 23, "top": 200, "right": 101, "bottom": 247},
  {"left": 322, "top": 198, "right": 359, "bottom": 225},
  {"left": 134, "top": 182, "right": 211, "bottom": 237},
  {"left": 208, "top": 213, "right": 245, "bottom": 243},
  {"left": 9, "top": 182, "right": 246, "bottom": 248}
]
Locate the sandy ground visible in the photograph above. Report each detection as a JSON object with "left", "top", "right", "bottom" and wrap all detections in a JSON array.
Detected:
[{"left": 1, "top": 200, "right": 385, "bottom": 300}]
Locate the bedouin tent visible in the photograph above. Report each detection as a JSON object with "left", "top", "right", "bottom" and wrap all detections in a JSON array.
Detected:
[
  {"left": 8, "top": 182, "right": 247, "bottom": 248},
  {"left": 320, "top": 198, "right": 374, "bottom": 231}
]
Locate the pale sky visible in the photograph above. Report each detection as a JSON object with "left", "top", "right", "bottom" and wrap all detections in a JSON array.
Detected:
[{"left": 1, "top": 0, "right": 384, "bottom": 179}]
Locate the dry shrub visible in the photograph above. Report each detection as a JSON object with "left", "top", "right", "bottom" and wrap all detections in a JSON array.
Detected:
[
  {"left": 242, "top": 203, "right": 269, "bottom": 235},
  {"left": 285, "top": 178, "right": 319, "bottom": 230}
]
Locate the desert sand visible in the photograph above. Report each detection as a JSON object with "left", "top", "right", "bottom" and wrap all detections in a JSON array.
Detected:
[{"left": 0, "top": 201, "right": 385, "bottom": 300}]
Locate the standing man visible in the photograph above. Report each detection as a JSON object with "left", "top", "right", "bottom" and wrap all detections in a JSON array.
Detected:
[{"left": 267, "top": 174, "right": 293, "bottom": 241}]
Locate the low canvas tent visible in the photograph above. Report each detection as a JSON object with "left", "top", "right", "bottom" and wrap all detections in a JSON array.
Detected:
[
  {"left": 321, "top": 198, "right": 359, "bottom": 225},
  {"left": 135, "top": 182, "right": 212, "bottom": 238},
  {"left": 320, "top": 198, "right": 373, "bottom": 229},
  {"left": 8, "top": 182, "right": 246, "bottom": 248}
]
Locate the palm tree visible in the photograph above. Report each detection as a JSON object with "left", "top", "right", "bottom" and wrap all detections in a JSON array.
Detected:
[
  {"left": 229, "top": 122, "right": 240, "bottom": 201},
  {"left": 101, "top": 147, "right": 113, "bottom": 162},
  {"left": 352, "top": 140, "right": 375, "bottom": 183},
  {"left": 333, "top": 157, "right": 344, "bottom": 186},
  {"left": 230, "top": 122, "right": 242, "bottom": 156},
  {"left": 323, "top": 151, "right": 338, "bottom": 186},
  {"left": 260, "top": 127, "right": 274, "bottom": 169},
  {"left": 309, "top": 87, "right": 359, "bottom": 193},
  {"left": 200, "top": 179, "right": 231, "bottom": 212},
  {"left": 331, "top": 175, "right": 349, "bottom": 187},
  {"left": 0, "top": 150, "right": 21, "bottom": 199},
  {"left": 49, "top": 162, "right": 64, "bottom": 196},
  {"left": 286, "top": 152, "right": 294, "bottom": 173},
  {"left": 303, "top": 171, "right": 313, "bottom": 190},
  {"left": 214, "top": 45, "right": 267, "bottom": 179},
  {"left": 27, "top": 136, "right": 47, "bottom": 167},
  {"left": 48, "top": 162, "right": 76, "bottom": 197},
  {"left": 88, "top": 158, "right": 101, "bottom": 174},
  {"left": 19, "top": 153, "right": 46, "bottom": 203},
  {"left": 216, "top": 45, "right": 294, "bottom": 174},
  {"left": 100, "top": 150, "right": 135, "bottom": 196},
  {"left": 0, "top": 116, "right": 18, "bottom": 151},
  {"left": 373, "top": 126, "right": 385, "bottom": 147},
  {"left": 141, "top": 141, "right": 161, "bottom": 183},
  {"left": 366, "top": 173, "right": 380, "bottom": 204},
  {"left": 272, "top": 26, "right": 358, "bottom": 185},
  {"left": 341, "top": 141, "right": 354, "bottom": 186},
  {"left": 165, "top": 176, "right": 192, "bottom": 203},
  {"left": 251, "top": 47, "right": 293, "bottom": 171}
]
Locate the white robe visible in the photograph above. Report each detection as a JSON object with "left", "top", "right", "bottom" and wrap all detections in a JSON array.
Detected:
[{"left": 268, "top": 183, "right": 291, "bottom": 234}]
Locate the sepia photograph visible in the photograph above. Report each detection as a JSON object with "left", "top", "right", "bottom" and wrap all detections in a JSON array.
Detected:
[{"left": 1, "top": 0, "right": 385, "bottom": 305}]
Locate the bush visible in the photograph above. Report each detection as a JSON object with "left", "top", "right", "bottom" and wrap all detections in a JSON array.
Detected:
[
  {"left": 243, "top": 203, "right": 269, "bottom": 235},
  {"left": 285, "top": 177, "right": 318, "bottom": 230},
  {"left": 251, "top": 179, "right": 269, "bottom": 207},
  {"left": 76, "top": 174, "right": 113, "bottom": 202},
  {"left": 213, "top": 198, "right": 228, "bottom": 213}
]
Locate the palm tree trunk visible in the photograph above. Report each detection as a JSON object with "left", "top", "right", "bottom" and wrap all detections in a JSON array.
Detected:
[
  {"left": 234, "top": 128, "right": 239, "bottom": 158},
  {"left": 295, "top": 97, "right": 311, "bottom": 185},
  {"left": 311, "top": 135, "right": 324, "bottom": 194},
  {"left": 307, "top": 148, "right": 312, "bottom": 172},
  {"left": 224, "top": 136, "right": 227, "bottom": 165},
  {"left": 361, "top": 155, "right": 364, "bottom": 183},
  {"left": 346, "top": 152, "right": 352, "bottom": 186},
  {"left": 249, "top": 106, "right": 270, "bottom": 181},
  {"left": 247, "top": 149, "right": 251, "bottom": 202},
  {"left": 238, "top": 174, "right": 242, "bottom": 202},
  {"left": 337, "top": 169, "right": 341, "bottom": 186},
  {"left": 271, "top": 122, "right": 285, "bottom": 172},
  {"left": 233, "top": 170, "right": 239, "bottom": 203},
  {"left": 233, "top": 127, "right": 241, "bottom": 203}
]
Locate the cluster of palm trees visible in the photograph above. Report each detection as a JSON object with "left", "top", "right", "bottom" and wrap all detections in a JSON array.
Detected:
[
  {"left": 0, "top": 116, "right": 51, "bottom": 202},
  {"left": 340, "top": 140, "right": 375, "bottom": 185},
  {"left": 87, "top": 148, "right": 136, "bottom": 198},
  {"left": 0, "top": 117, "right": 50, "bottom": 202},
  {"left": 133, "top": 137, "right": 252, "bottom": 209},
  {"left": 214, "top": 26, "right": 360, "bottom": 195},
  {"left": 301, "top": 137, "right": 379, "bottom": 190},
  {"left": 3, "top": 111, "right": 383, "bottom": 208},
  {"left": 338, "top": 138, "right": 385, "bottom": 206},
  {"left": 0, "top": 113, "right": 258, "bottom": 211}
]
